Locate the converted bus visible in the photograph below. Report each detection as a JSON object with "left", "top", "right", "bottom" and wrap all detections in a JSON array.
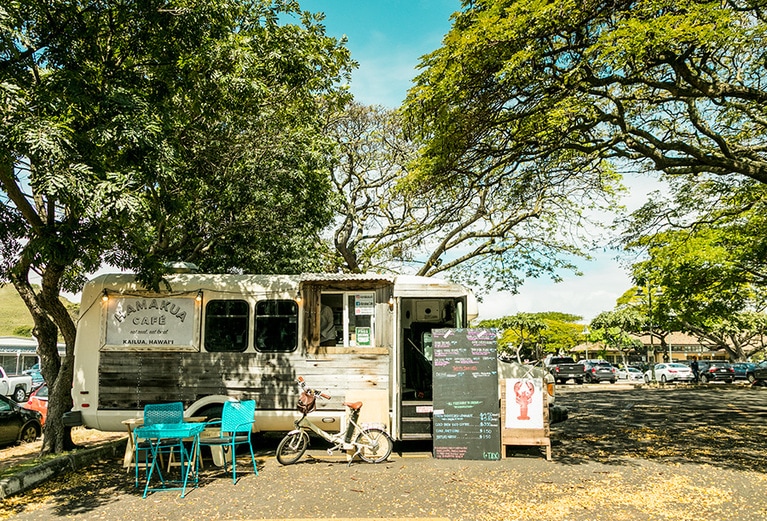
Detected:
[{"left": 67, "top": 270, "right": 477, "bottom": 440}]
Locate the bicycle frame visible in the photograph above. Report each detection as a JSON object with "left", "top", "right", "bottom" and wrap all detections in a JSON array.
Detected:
[{"left": 287, "top": 403, "right": 369, "bottom": 464}]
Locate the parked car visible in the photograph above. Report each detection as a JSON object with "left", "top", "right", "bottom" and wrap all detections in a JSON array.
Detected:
[
  {"left": 0, "top": 366, "right": 34, "bottom": 402},
  {"left": 731, "top": 362, "right": 757, "bottom": 383},
  {"left": 0, "top": 394, "right": 42, "bottom": 446},
  {"left": 617, "top": 366, "right": 644, "bottom": 382},
  {"left": 695, "top": 360, "right": 735, "bottom": 384},
  {"left": 22, "top": 363, "right": 39, "bottom": 374},
  {"left": 644, "top": 363, "right": 695, "bottom": 383},
  {"left": 545, "top": 356, "right": 589, "bottom": 384},
  {"left": 580, "top": 360, "right": 617, "bottom": 383},
  {"left": 25, "top": 384, "right": 48, "bottom": 425},
  {"left": 752, "top": 360, "right": 767, "bottom": 386},
  {"left": 25, "top": 369, "right": 45, "bottom": 391}
]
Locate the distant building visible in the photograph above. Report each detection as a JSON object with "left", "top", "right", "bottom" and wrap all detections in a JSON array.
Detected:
[
  {"left": 0, "top": 336, "right": 64, "bottom": 374},
  {"left": 633, "top": 332, "right": 728, "bottom": 362},
  {"left": 570, "top": 331, "right": 747, "bottom": 365}
]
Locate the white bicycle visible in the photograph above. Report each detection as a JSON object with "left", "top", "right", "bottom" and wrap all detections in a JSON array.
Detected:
[{"left": 276, "top": 377, "right": 393, "bottom": 466}]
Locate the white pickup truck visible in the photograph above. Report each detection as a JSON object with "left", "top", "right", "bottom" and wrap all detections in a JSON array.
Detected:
[{"left": 0, "top": 366, "right": 33, "bottom": 402}]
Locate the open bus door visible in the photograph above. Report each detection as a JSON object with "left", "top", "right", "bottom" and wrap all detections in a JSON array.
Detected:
[{"left": 398, "top": 297, "right": 466, "bottom": 440}]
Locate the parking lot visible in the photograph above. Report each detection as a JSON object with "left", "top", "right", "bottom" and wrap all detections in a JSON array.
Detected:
[
  {"left": 2, "top": 384, "right": 767, "bottom": 520},
  {"left": 553, "top": 382, "right": 767, "bottom": 471}
]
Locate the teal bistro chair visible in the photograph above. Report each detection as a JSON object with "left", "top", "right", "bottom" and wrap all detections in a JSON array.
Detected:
[
  {"left": 134, "top": 401, "right": 184, "bottom": 487},
  {"left": 199, "top": 400, "right": 258, "bottom": 483}
]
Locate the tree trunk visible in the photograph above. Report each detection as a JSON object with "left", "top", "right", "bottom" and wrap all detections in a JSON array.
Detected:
[{"left": 11, "top": 263, "right": 77, "bottom": 454}]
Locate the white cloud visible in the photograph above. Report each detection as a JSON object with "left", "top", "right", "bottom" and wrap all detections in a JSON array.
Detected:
[
  {"left": 478, "top": 263, "right": 630, "bottom": 324},
  {"left": 349, "top": 55, "right": 419, "bottom": 107}
]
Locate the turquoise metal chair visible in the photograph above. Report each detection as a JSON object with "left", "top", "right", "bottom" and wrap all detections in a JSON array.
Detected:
[
  {"left": 199, "top": 400, "right": 257, "bottom": 483},
  {"left": 134, "top": 402, "right": 184, "bottom": 487}
]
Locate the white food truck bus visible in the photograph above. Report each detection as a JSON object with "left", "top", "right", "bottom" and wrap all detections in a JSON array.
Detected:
[{"left": 67, "top": 270, "right": 478, "bottom": 440}]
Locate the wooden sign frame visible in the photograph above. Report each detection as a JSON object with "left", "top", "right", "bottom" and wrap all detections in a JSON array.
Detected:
[{"left": 500, "top": 378, "right": 551, "bottom": 460}]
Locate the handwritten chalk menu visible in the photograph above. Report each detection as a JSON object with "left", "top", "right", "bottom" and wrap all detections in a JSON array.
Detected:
[{"left": 432, "top": 328, "right": 500, "bottom": 460}]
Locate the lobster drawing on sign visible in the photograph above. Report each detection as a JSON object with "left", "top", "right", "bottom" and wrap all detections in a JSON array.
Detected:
[{"left": 514, "top": 380, "right": 536, "bottom": 421}]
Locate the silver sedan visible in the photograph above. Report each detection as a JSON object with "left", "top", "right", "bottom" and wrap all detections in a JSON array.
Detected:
[{"left": 617, "top": 366, "right": 644, "bottom": 382}]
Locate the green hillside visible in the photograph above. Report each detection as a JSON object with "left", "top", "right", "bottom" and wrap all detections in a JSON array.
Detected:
[
  {"left": 0, "top": 284, "right": 79, "bottom": 338},
  {"left": 0, "top": 285, "right": 34, "bottom": 337}
]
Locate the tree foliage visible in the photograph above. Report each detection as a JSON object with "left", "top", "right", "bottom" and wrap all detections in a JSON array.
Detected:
[
  {"left": 625, "top": 178, "right": 767, "bottom": 360},
  {"left": 402, "top": 0, "right": 767, "bottom": 306},
  {"left": 625, "top": 176, "right": 767, "bottom": 291},
  {"left": 478, "top": 311, "right": 584, "bottom": 361},
  {"left": 589, "top": 307, "right": 646, "bottom": 364},
  {"left": 684, "top": 312, "right": 767, "bottom": 361},
  {"left": 397, "top": 0, "right": 767, "bottom": 359},
  {"left": 398, "top": 0, "right": 767, "bottom": 359},
  {"left": 329, "top": 103, "right": 620, "bottom": 294},
  {"left": 323, "top": 103, "right": 417, "bottom": 273},
  {"left": 617, "top": 169, "right": 765, "bottom": 356},
  {"left": 407, "top": 0, "right": 767, "bottom": 186},
  {"left": 0, "top": 0, "right": 353, "bottom": 453}
]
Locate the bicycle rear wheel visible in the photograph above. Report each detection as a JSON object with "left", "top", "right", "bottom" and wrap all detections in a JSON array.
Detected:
[
  {"left": 354, "top": 428, "right": 393, "bottom": 463},
  {"left": 276, "top": 431, "right": 309, "bottom": 465}
]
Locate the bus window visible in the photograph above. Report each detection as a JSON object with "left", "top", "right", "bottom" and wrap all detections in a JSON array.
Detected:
[
  {"left": 422, "top": 331, "right": 433, "bottom": 362},
  {"left": 255, "top": 300, "right": 298, "bottom": 352},
  {"left": 204, "top": 300, "right": 249, "bottom": 352}
]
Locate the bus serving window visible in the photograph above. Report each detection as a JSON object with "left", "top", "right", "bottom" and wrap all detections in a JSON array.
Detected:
[
  {"left": 255, "top": 299, "right": 298, "bottom": 352},
  {"left": 204, "top": 300, "right": 249, "bottom": 352},
  {"left": 319, "top": 292, "right": 376, "bottom": 347}
]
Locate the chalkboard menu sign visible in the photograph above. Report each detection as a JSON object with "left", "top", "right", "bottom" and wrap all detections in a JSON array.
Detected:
[{"left": 432, "top": 328, "right": 500, "bottom": 460}]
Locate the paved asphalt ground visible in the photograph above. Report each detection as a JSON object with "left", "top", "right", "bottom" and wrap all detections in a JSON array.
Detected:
[{"left": 3, "top": 383, "right": 767, "bottom": 520}]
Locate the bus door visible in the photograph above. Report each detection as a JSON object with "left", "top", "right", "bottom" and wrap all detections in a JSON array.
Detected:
[{"left": 398, "top": 297, "right": 465, "bottom": 440}]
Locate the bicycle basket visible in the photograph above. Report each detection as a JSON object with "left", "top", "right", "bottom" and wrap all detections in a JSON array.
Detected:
[{"left": 297, "top": 390, "right": 316, "bottom": 414}]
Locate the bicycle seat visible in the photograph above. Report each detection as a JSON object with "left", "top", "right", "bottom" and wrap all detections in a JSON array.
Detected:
[{"left": 343, "top": 401, "right": 363, "bottom": 410}]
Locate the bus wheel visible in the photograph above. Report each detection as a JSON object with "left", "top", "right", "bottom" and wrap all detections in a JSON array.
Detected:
[{"left": 196, "top": 404, "right": 224, "bottom": 422}]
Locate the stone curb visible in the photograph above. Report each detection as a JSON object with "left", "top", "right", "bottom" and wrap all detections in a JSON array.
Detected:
[{"left": 0, "top": 438, "right": 127, "bottom": 499}]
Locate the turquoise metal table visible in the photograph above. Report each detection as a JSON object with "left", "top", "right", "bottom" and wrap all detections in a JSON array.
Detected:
[{"left": 133, "top": 422, "right": 206, "bottom": 498}]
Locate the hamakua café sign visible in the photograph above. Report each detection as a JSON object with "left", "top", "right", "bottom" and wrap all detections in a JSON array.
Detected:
[{"left": 104, "top": 297, "right": 197, "bottom": 349}]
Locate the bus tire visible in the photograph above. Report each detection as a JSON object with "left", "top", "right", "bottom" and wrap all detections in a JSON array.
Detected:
[{"left": 195, "top": 404, "right": 224, "bottom": 422}]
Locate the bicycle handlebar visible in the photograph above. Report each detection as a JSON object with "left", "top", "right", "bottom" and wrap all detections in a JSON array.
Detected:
[{"left": 297, "top": 376, "right": 331, "bottom": 400}]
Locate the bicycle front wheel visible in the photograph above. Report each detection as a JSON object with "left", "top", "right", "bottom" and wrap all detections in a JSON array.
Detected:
[
  {"left": 276, "top": 431, "right": 309, "bottom": 465},
  {"left": 354, "top": 428, "right": 393, "bottom": 463}
]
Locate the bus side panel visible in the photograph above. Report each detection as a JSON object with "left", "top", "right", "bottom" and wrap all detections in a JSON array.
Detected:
[{"left": 98, "top": 349, "right": 390, "bottom": 419}]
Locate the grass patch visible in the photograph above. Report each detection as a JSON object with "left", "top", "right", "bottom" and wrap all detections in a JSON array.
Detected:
[{"left": 0, "top": 453, "right": 62, "bottom": 480}]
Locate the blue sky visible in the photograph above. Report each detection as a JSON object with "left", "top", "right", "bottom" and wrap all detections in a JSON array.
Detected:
[
  {"left": 299, "top": 1, "right": 459, "bottom": 107},
  {"left": 298, "top": 1, "right": 658, "bottom": 323}
]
